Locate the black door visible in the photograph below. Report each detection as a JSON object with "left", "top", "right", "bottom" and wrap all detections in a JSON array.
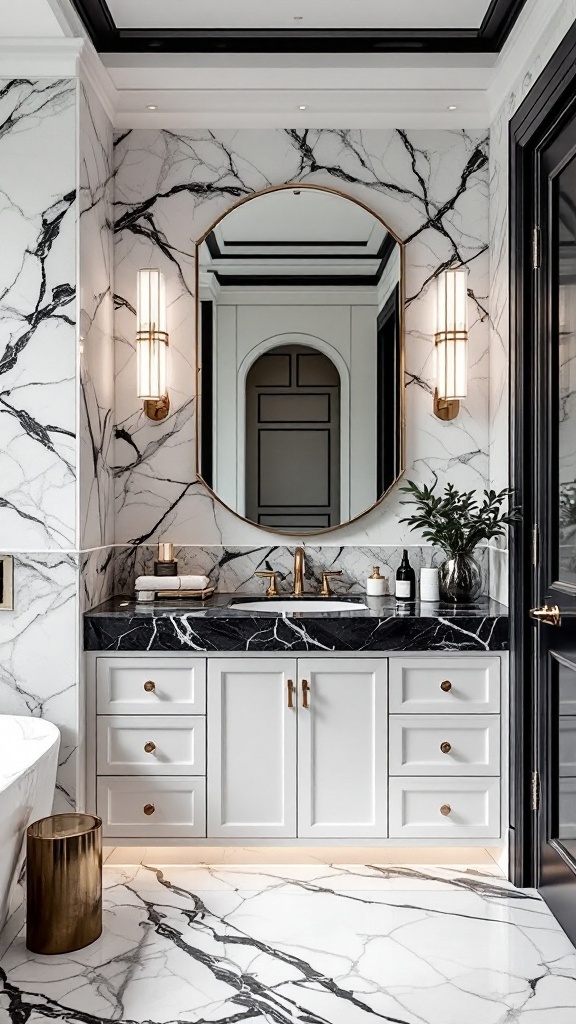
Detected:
[
  {"left": 530, "top": 114, "right": 576, "bottom": 941},
  {"left": 245, "top": 345, "right": 341, "bottom": 530}
]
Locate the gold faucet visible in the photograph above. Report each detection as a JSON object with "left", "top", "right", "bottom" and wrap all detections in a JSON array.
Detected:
[{"left": 293, "top": 547, "right": 305, "bottom": 596}]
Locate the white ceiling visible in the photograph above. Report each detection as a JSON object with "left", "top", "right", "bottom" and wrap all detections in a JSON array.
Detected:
[
  {"left": 108, "top": 0, "right": 491, "bottom": 31},
  {"left": 0, "top": 0, "right": 67, "bottom": 36}
]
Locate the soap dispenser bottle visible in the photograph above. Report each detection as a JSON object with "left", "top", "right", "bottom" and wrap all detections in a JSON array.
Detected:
[
  {"left": 395, "top": 549, "right": 416, "bottom": 601},
  {"left": 154, "top": 542, "right": 178, "bottom": 577},
  {"left": 366, "top": 566, "right": 387, "bottom": 597}
]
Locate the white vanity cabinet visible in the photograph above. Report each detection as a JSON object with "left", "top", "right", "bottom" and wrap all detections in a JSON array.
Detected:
[
  {"left": 206, "top": 657, "right": 387, "bottom": 838},
  {"left": 87, "top": 651, "right": 506, "bottom": 845}
]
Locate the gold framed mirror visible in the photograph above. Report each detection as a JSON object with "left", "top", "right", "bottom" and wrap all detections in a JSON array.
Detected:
[{"left": 195, "top": 183, "right": 405, "bottom": 535}]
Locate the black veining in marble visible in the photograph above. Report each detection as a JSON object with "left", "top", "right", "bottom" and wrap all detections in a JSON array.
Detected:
[{"left": 84, "top": 594, "right": 508, "bottom": 652}]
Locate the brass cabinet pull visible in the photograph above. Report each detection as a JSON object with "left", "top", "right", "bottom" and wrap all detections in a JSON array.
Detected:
[
  {"left": 144, "top": 680, "right": 155, "bottom": 693},
  {"left": 302, "top": 679, "right": 310, "bottom": 708},
  {"left": 143, "top": 803, "right": 155, "bottom": 816},
  {"left": 440, "top": 803, "right": 452, "bottom": 816},
  {"left": 440, "top": 680, "right": 452, "bottom": 692},
  {"left": 144, "top": 741, "right": 156, "bottom": 754},
  {"left": 440, "top": 741, "right": 452, "bottom": 754},
  {"left": 287, "top": 679, "right": 295, "bottom": 709}
]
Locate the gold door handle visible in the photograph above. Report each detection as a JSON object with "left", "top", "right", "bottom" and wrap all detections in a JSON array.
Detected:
[
  {"left": 530, "top": 604, "right": 561, "bottom": 627},
  {"left": 302, "top": 679, "right": 310, "bottom": 708},
  {"left": 287, "top": 679, "right": 295, "bottom": 709},
  {"left": 440, "top": 804, "right": 452, "bottom": 816},
  {"left": 144, "top": 741, "right": 156, "bottom": 754},
  {"left": 144, "top": 680, "right": 156, "bottom": 692},
  {"left": 255, "top": 570, "right": 279, "bottom": 597},
  {"left": 143, "top": 803, "right": 155, "bottom": 816},
  {"left": 440, "top": 741, "right": 452, "bottom": 754},
  {"left": 440, "top": 680, "right": 452, "bottom": 692}
]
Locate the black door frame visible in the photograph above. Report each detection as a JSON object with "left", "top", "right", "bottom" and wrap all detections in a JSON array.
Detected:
[{"left": 510, "top": 22, "right": 576, "bottom": 888}]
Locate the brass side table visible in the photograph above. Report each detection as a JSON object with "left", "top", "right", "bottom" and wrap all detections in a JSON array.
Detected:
[{"left": 26, "top": 813, "right": 102, "bottom": 954}]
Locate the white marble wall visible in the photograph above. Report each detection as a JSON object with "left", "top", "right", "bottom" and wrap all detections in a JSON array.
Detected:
[
  {"left": 113, "top": 129, "right": 490, "bottom": 553},
  {"left": 79, "top": 80, "right": 115, "bottom": 560},
  {"left": 0, "top": 77, "right": 78, "bottom": 811},
  {"left": 488, "top": 0, "right": 576, "bottom": 604},
  {"left": 0, "top": 79, "right": 77, "bottom": 547},
  {"left": 114, "top": 542, "right": 489, "bottom": 598}
]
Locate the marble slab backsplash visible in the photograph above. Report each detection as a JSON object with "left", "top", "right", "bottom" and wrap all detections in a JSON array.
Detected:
[{"left": 106, "top": 544, "right": 490, "bottom": 603}]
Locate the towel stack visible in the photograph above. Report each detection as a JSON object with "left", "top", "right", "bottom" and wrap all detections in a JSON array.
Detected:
[{"left": 135, "top": 575, "right": 213, "bottom": 601}]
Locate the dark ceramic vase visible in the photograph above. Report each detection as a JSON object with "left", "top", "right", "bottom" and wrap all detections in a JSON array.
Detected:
[{"left": 438, "top": 552, "right": 483, "bottom": 603}]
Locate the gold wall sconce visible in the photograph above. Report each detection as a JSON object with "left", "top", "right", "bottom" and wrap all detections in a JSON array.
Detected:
[
  {"left": 433, "top": 266, "right": 468, "bottom": 420},
  {"left": 137, "top": 269, "right": 170, "bottom": 421}
]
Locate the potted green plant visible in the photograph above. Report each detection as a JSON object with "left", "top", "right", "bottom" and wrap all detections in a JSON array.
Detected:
[{"left": 399, "top": 479, "right": 521, "bottom": 602}]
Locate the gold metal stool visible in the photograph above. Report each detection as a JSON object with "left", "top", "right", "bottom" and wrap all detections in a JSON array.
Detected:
[{"left": 26, "top": 813, "right": 102, "bottom": 954}]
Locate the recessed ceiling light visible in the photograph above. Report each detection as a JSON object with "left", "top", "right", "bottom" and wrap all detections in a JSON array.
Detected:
[
  {"left": 447, "top": 104, "right": 457, "bottom": 111},
  {"left": 298, "top": 104, "right": 307, "bottom": 110},
  {"left": 147, "top": 104, "right": 158, "bottom": 110}
]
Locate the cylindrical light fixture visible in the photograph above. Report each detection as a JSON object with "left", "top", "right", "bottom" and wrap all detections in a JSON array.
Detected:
[
  {"left": 136, "top": 269, "right": 170, "bottom": 420},
  {"left": 434, "top": 265, "right": 469, "bottom": 420}
]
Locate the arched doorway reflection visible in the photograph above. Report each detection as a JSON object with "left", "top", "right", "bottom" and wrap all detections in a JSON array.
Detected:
[{"left": 245, "top": 344, "right": 341, "bottom": 529}]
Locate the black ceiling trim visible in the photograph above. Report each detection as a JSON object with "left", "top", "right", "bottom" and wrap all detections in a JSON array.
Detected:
[
  {"left": 221, "top": 240, "right": 372, "bottom": 248},
  {"left": 212, "top": 273, "right": 382, "bottom": 287},
  {"left": 71, "top": 0, "right": 528, "bottom": 54}
]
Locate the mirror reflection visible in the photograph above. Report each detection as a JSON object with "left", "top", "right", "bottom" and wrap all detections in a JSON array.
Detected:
[
  {"left": 558, "top": 159, "right": 576, "bottom": 583},
  {"left": 197, "top": 186, "right": 404, "bottom": 533}
]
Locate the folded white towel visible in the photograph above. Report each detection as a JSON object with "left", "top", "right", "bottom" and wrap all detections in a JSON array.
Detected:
[{"left": 135, "top": 574, "right": 211, "bottom": 591}]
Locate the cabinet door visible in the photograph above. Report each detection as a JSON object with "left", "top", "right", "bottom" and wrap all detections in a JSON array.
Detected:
[
  {"left": 207, "top": 658, "right": 297, "bottom": 837},
  {"left": 297, "top": 658, "right": 388, "bottom": 838}
]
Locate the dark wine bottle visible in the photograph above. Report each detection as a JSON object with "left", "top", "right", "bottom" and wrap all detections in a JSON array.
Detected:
[{"left": 395, "top": 549, "right": 416, "bottom": 602}]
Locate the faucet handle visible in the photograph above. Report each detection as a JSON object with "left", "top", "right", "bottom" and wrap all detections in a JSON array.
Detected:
[
  {"left": 321, "top": 569, "right": 343, "bottom": 597},
  {"left": 255, "top": 570, "right": 279, "bottom": 597}
]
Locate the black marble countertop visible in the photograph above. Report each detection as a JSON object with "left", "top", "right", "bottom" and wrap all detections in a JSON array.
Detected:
[{"left": 84, "top": 593, "right": 508, "bottom": 653}]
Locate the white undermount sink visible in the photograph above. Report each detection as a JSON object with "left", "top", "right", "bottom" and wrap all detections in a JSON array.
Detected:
[{"left": 232, "top": 598, "right": 368, "bottom": 614}]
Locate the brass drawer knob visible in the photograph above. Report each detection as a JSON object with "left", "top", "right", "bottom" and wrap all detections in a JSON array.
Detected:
[
  {"left": 440, "top": 741, "right": 452, "bottom": 754},
  {"left": 144, "top": 741, "right": 156, "bottom": 754},
  {"left": 144, "top": 680, "right": 155, "bottom": 693},
  {"left": 440, "top": 680, "right": 452, "bottom": 692},
  {"left": 143, "top": 803, "right": 155, "bottom": 816},
  {"left": 440, "top": 803, "right": 452, "bottom": 816}
]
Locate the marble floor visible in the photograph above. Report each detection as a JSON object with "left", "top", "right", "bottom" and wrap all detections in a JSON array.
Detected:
[{"left": 1, "top": 858, "right": 576, "bottom": 1024}]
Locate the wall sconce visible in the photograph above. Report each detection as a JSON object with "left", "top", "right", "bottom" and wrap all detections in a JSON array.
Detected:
[
  {"left": 433, "top": 266, "right": 468, "bottom": 421},
  {"left": 137, "top": 268, "right": 170, "bottom": 421}
]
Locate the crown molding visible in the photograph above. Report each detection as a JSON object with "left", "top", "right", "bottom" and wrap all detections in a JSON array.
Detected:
[
  {"left": 46, "top": 0, "right": 88, "bottom": 37},
  {"left": 0, "top": 38, "right": 83, "bottom": 76},
  {"left": 79, "top": 38, "right": 117, "bottom": 123},
  {"left": 487, "top": 0, "right": 573, "bottom": 120}
]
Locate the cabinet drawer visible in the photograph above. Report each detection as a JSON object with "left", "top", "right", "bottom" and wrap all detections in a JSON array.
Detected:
[
  {"left": 97, "top": 716, "right": 206, "bottom": 776},
  {"left": 389, "top": 657, "right": 500, "bottom": 714},
  {"left": 97, "top": 777, "right": 206, "bottom": 838},
  {"left": 389, "top": 777, "right": 500, "bottom": 839},
  {"left": 96, "top": 657, "right": 206, "bottom": 715},
  {"left": 389, "top": 715, "right": 500, "bottom": 776}
]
